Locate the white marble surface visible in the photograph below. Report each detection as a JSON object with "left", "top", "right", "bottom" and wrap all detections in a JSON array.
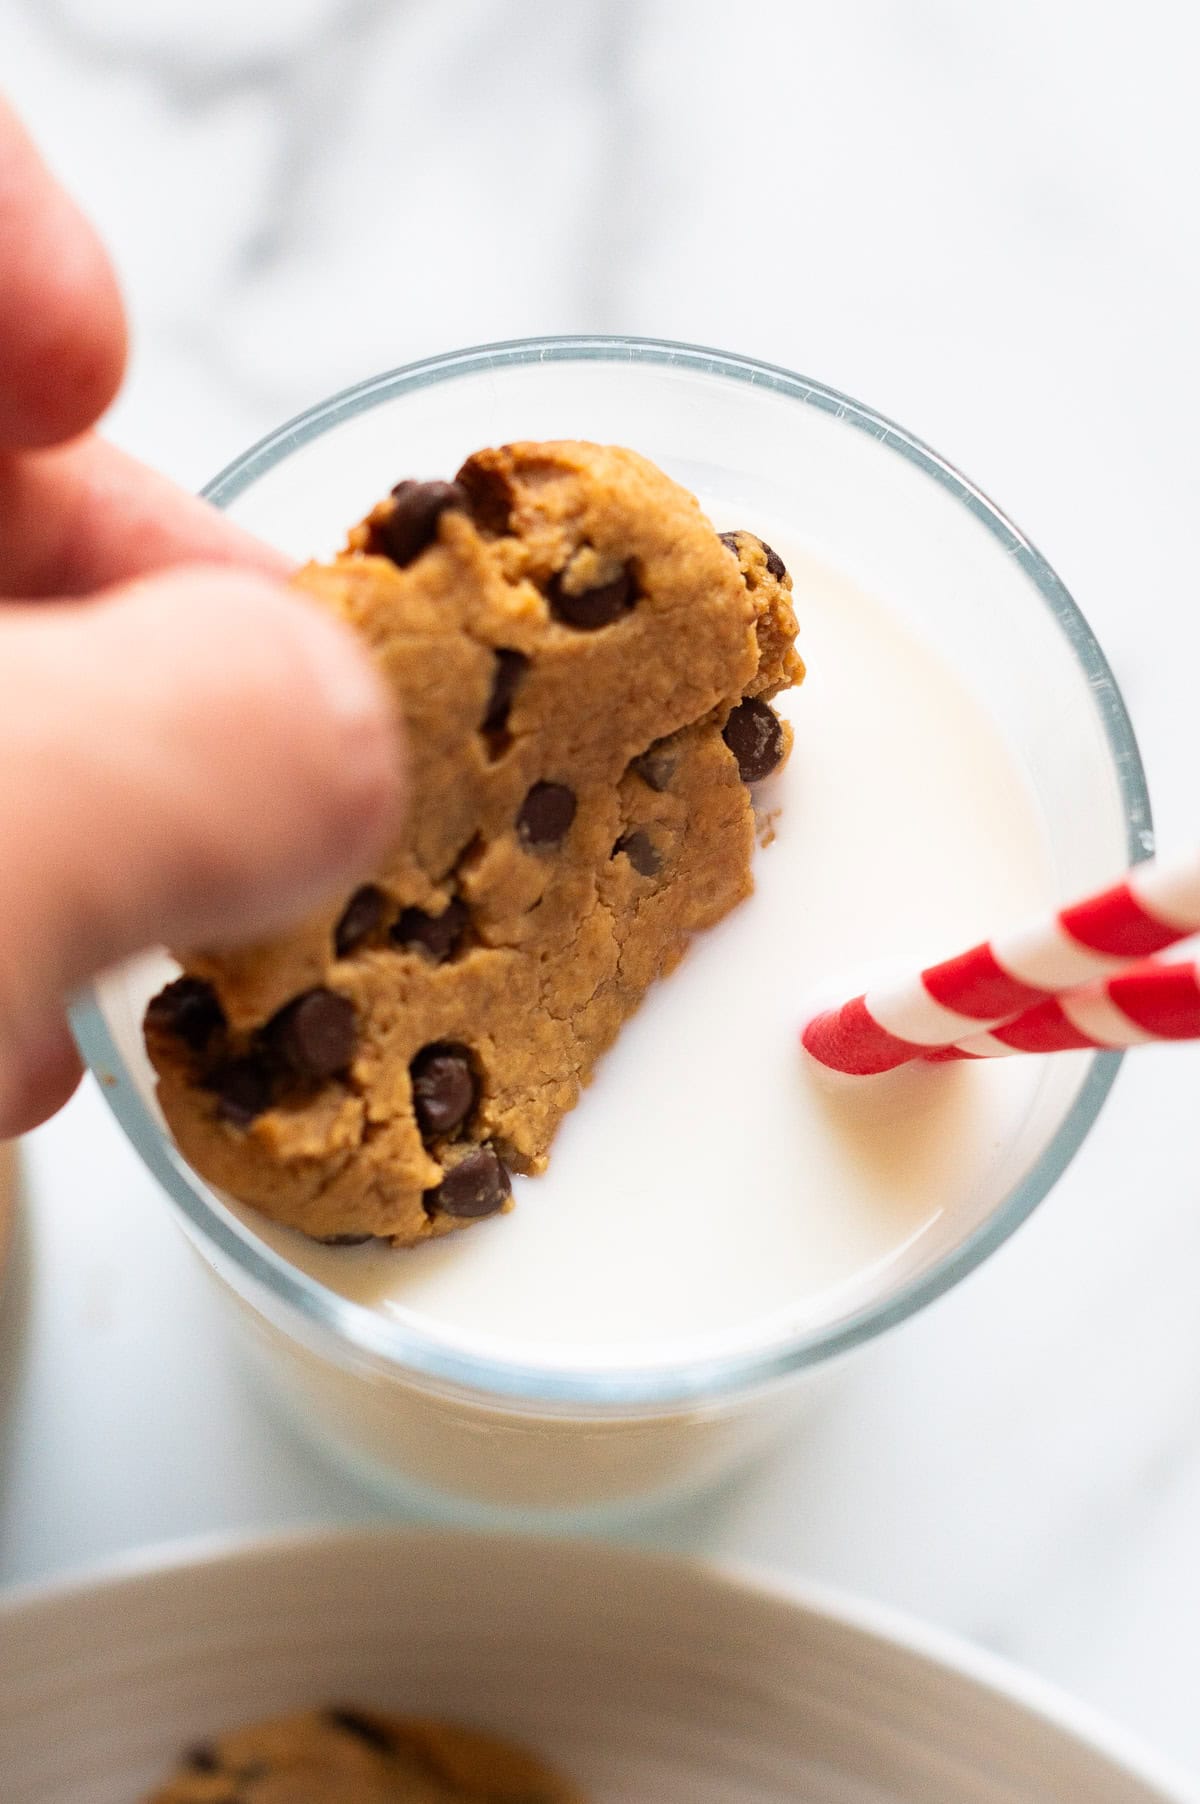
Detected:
[{"left": 5, "top": 0, "right": 1200, "bottom": 1783}]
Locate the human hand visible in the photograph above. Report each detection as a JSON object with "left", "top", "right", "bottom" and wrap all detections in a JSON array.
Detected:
[{"left": 0, "top": 99, "right": 403, "bottom": 1136}]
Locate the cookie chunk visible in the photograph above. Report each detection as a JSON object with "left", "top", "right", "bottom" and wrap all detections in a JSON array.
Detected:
[
  {"left": 146, "top": 1707, "right": 584, "bottom": 1802},
  {"left": 145, "top": 442, "right": 803, "bottom": 1245}
]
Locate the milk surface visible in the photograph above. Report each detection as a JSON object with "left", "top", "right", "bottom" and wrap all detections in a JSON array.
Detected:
[{"left": 246, "top": 530, "right": 1058, "bottom": 1370}]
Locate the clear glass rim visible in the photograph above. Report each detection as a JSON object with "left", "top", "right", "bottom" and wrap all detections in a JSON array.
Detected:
[{"left": 72, "top": 334, "right": 1152, "bottom": 1410}]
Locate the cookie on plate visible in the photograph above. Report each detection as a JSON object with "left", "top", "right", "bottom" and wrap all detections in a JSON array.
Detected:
[{"left": 146, "top": 1706, "right": 585, "bottom": 1802}]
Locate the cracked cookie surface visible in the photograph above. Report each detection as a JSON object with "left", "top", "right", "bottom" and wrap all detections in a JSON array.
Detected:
[
  {"left": 145, "top": 442, "right": 803, "bottom": 1245},
  {"left": 146, "top": 1707, "right": 584, "bottom": 1803}
]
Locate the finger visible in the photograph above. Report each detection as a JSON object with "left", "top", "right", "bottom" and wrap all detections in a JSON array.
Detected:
[
  {"left": 0, "top": 1011, "right": 82, "bottom": 1137},
  {"left": 0, "top": 566, "right": 404, "bottom": 1048},
  {"left": 0, "top": 97, "right": 127, "bottom": 448},
  {"left": 0, "top": 433, "right": 292, "bottom": 598}
]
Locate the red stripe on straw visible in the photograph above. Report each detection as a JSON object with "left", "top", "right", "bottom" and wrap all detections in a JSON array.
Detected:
[
  {"left": 987, "top": 1000, "right": 1095, "bottom": 1053},
  {"left": 1106, "top": 961, "right": 1200, "bottom": 1037},
  {"left": 1059, "top": 881, "right": 1182, "bottom": 958},
  {"left": 799, "top": 997, "right": 923, "bottom": 1077},
  {"left": 921, "top": 942, "right": 1047, "bottom": 1021},
  {"left": 924, "top": 1002, "right": 1095, "bottom": 1059}
]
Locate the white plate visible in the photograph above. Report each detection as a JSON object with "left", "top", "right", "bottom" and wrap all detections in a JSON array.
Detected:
[{"left": 0, "top": 1528, "right": 1193, "bottom": 1803}]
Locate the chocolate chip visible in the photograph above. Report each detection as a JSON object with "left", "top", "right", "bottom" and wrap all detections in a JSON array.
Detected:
[
  {"left": 211, "top": 1057, "right": 273, "bottom": 1129},
  {"left": 318, "top": 1233, "right": 376, "bottom": 1247},
  {"left": 760, "top": 538, "right": 787, "bottom": 581},
  {"left": 266, "top": 988, "right": 356, "bottom": 1080},
  {"left": 518, "top": 781, "right": 576, "bottom": 847},
  {"left": 722, "top": 697, "right": 785, "bottom": 783},
  {"left": 629, "top": 740, "right": 675, "bottom": 792},
  {"left": 145, "top": 977, "right": 226, "bottom": 1053},
  {"left": 720, "top": 529, "right": 787, "bottom": 582},
  {"left": 482, "top": 648, "right": 529, "bottom": 737},
  {"left": 184, "top": 1744, "right": 220, "bottom": 1772},
  {"left": 410, "top": 1043, "right": 477, "bottom": 1141},
  {"left": 326, "top": 1709, "right": 396, "bottom": 1754},
  {"left": 334, "top": 884, "right": 386, "bottom": 958},
  {"left": 392, "top": 896, "right": 469, "bottom": 963},
  {"left": 613, "top": 830, "right": 661, "bottom": 877},
  {"left": 423, "top": 1145, "right": 511, "bottom": 1219},
  {"left": 548, "top": 562, "right": 634, "bottom": 629},
  {"left": 454, "top": 458, "right": 514, "bottom": 535},
  {"left": 373, "top": 479, "right": 466, "bottom": 566}
]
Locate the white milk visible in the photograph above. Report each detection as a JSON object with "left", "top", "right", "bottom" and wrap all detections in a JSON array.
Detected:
[{"left": 240, "top": 534, "right": 1056, "bottom": 1375}]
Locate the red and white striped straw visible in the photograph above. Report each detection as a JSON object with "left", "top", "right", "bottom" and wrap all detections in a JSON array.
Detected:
[
  {"left": 927, "top": 958, "right": 1200, "bottom": 1060},
  {"left": 801, "top": 848, "right": 1200, "bottom": 1075}
]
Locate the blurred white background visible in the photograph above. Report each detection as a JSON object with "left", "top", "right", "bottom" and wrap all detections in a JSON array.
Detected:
[{"left": 6, "top": 0, "right": 1200, "bottom": 1781}]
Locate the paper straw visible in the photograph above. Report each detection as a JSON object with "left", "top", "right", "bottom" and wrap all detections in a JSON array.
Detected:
[
  {"left": 926, "top": 958, "right": 1200, "bottom": 1060},
  {"left": 801, "top": 848, "right": 1200, "bottom": 1075}
]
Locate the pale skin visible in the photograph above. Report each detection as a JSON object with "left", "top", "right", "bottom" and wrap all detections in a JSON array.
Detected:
[{"left": 0, "top": 99, "right": 405, "bottom": 1136}]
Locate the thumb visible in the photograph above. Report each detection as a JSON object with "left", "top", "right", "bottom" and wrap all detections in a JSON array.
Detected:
[{"left": 0, "top": 565, "right": 403, "bottom": 1071}]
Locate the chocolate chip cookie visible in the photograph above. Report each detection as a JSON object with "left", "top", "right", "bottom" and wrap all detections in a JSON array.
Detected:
[
  {"left": 146, "top": 1707, "right": 584, "bottom": 1802},
  {"left": 145, "top": 442, "right": 803, "bottom": 1245}
]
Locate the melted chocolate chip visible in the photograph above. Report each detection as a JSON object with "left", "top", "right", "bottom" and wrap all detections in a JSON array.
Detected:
[
  {"left": 210, "top": 1057, "right": 273, "bottom": 1129},
  {"left": 373, "top": 479, "right": 466, "bottom": 566},
  {"left": 318, "top": 1233, "right": 376, "bottom": 1246},
  {"left": 392, "top": 896, "right": 469, "bottom": 963},
  {"left": 517, "top": 781, "right": 576, "bottom": 847},
  {"left": 326, "top": 1709, "right": 396, "bottom": 1754},
  {"left": 718, "top": 530, "right": 742, "bottom": 558},
  {"left": 423, "top": 1145, "right": 511, "bottom": 1219},
  {"left": 410, "top": 1043, "right": 477, "bottom": 1141},
  {"left": 482, "top": 648, "right": 529, "bottom": 738},
  {"left": 760, "top": 538, "right": 787, "bottom": 581},
  {"left": 629, "top": 740, "right": 675, "bottom": 792},
  {"left": 266, "top": 988, "right": 356, "bottom": 1080},
  {"left": 184, "top": 1744, "right": 220, "bottom": 1773},
  {"left": 548, "top": 562, "right": 634, "bottom": 629},
  {"left": 722, "top": 697, "right": 785, "bottom": 783},
  {"left": 145, "top": 977, "right": 226, "bottom": 1053},
  {"left": 454, "top": 458, "right": 514, "bottom": 535},
  {"left": 613, "top": 829, "right": 661, "bottom": 877},
  {"left": 334, "top": 884, "right": 386, "bottom": 958}
]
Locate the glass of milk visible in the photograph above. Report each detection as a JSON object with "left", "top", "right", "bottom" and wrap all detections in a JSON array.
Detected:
[{"left": 75, "top": 338, "right": 1151, "bottom": 1522}]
